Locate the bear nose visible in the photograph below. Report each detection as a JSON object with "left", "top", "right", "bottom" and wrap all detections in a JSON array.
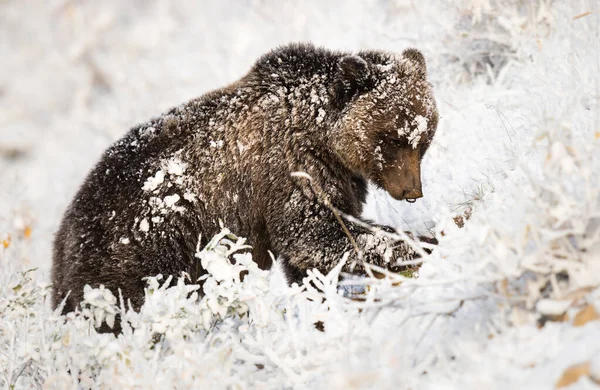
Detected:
[{"left": 402, "top": 188, "right": 423, "bottom": 201}]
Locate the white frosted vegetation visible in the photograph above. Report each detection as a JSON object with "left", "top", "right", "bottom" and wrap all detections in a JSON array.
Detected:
[{"left": 1, "top": 0, "right": 599, "bottom": 389}]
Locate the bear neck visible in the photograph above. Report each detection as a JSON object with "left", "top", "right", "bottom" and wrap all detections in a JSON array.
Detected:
[{"left": 239, "top": 83, "right": 367, "bottom": 215}]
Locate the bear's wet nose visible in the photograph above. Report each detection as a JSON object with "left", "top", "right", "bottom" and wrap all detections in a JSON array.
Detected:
[{"left": 402, "top": 188, "right": 423, "bottom": 200}]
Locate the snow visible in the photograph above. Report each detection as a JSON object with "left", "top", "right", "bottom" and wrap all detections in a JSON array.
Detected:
[
  {"left": 536, "top": 299, "right": 572, "bottom": 316},
  {"left": 142, "top": 170, "right": 165, "bottom": 192},
  {"left": 139, "top": 218, "right": 150, "bottom": 233},
  {"left": 409, "top": 114, "right": 428, "bottom": 148},
  {"left": 164, "top": 157, "right": 187, "bottom": 176},
  {"left": 163, "top": 194, "right": 180, "bottom": 208},
  {"left": 183, "top": 191, "right": 197, "bottom": 203},
  {"left": 316, "top": 107, "right": 326, "bottom": 124},
  {"left": 1, "top": 0, "right": 599, "bottom": 389}
]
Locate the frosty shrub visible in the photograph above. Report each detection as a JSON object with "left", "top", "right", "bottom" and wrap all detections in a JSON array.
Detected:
[
  {"left": 195, "top": 229, "right": 271, "bottom": 330},
  {"left": 0, "top": 230, "right": 279, "bottom": 387},
  {"left": 1, "top": 225, "right": 428, "bottom": 388},
  {"left": 441, "top": 0, "right": 555, "bottom": 83}
]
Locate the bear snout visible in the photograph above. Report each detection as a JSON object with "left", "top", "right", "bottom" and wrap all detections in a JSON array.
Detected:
[
  {"left": 403, "top": 187, "right": 423, "bottom": 201},
  {"left": 382, "top": 149, "right": 423, "bottom": 201},
  {"left": 382, "top": 172, "right": 423, "bottom": 201},
  {"left": 386, "top": 184, "right": 423, "bottom": 202}
]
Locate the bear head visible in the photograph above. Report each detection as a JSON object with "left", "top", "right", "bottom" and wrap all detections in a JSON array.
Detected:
[{"left": 330, "top": 48, "right": 439, "bottom": 202}]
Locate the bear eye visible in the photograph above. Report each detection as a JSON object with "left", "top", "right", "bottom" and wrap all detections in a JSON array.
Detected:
[{"left": 389, "top": 138, "right": 405, "bottom": 147}]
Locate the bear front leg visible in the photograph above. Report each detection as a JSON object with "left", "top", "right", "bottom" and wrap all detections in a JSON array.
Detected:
[{"left": 270, "top": 198, "right": 423, "bottom": 285}]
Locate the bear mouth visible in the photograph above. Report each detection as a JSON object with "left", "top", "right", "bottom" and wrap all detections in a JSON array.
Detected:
[{"left": 406, "top": 198, "right": 417, "bottom": 203}]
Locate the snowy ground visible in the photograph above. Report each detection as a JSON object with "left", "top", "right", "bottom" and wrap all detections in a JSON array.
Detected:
[{"left": 1, "top": 0, "right": 599, "bottom": 388}]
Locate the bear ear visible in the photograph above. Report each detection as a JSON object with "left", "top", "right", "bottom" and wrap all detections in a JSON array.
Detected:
[
  {"left": 402, "top": 48, "right": 427, "bottom": 77},
  {"left": 332, "top": 55, "right": 373, "bottom": 108}
]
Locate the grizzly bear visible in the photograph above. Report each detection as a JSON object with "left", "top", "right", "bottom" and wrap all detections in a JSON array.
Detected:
[{"left": 51, "top": 43, "right": 438, "bottom": 316}]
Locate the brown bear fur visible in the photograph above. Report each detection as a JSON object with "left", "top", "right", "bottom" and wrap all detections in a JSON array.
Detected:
[{"left": 51, "top": 43, "right": 438, "bottom": 317}]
